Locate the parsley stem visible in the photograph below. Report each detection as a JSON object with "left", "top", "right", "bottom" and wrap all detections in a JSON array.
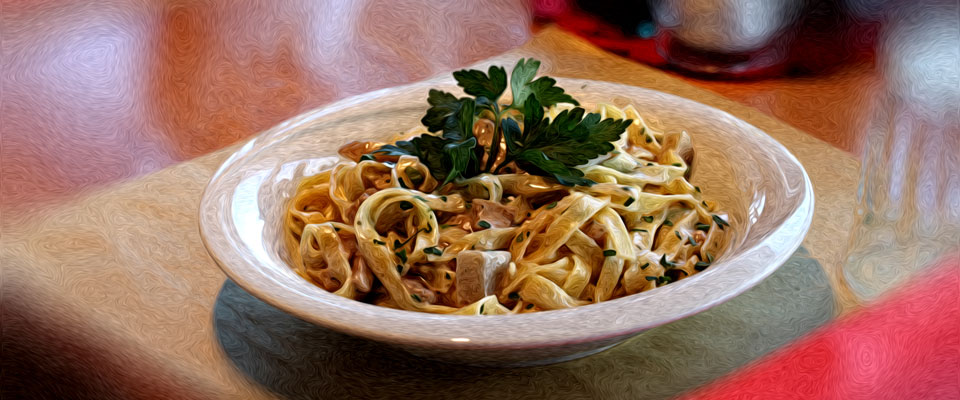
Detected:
[{"left": 484, "top": 116, "right": 503, "bottom": 172}]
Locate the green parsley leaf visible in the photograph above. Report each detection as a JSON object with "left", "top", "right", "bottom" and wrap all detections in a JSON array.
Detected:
[
  {"left": 453, "top": 65, "right": 507, "bottom": 101},
  {"left": 526, "top": 76, "right": 578, "bottom": 107},
  {"left": 508, "top": 97, "right": 631, "bottom": 186},
  {"left": 477, "top": 220, "right": 491, "bottom": 229},
  {"left": 443, "top": 137, "right": 478, "bottom": 186},
  {"left": 603, "top": 249, "right": 617, "bottom": 257},
  {"left": 510, "top": 58, "right": 541, "bottom": 107},
  {"left": 421, "top": 89, "right": 464, "bottom": 132}
]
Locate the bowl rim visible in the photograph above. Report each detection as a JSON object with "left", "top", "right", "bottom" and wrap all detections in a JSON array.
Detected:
[{"left": 199, "top": 77, "right": 814, "bottom": 350}]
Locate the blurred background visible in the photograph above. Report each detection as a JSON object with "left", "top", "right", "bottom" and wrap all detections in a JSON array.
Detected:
[{"left": 2, "top": 0, "right": 958, "bottom": 398}]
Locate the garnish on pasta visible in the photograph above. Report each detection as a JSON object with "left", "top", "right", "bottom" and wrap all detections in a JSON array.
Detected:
[{"left": 285, "top": 59, "right": 730, "bottom": 315}]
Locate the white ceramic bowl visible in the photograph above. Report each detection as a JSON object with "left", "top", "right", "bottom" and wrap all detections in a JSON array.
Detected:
[{"left": 199, "top": 77, "right": 813, "bottom": 367}]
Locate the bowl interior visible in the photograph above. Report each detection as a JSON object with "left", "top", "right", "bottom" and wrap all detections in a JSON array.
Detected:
[{"left": 199, "top": 77, "right": 812, "bottom": 349}]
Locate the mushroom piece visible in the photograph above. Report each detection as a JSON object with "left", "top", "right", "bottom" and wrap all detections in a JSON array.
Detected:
[{"left": 455, "top": 250, "right": 512, "bottom": 305}]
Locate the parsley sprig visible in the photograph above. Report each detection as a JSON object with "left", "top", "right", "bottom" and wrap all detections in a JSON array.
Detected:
[{"left": 373, "top": 58, "right": 631, "bottom": 187}]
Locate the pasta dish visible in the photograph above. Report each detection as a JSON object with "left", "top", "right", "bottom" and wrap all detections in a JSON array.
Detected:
[{"left": 284, "top": 59, "right": 730, "bottom": 315}]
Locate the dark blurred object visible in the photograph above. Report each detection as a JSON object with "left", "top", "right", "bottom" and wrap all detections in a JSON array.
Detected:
[
  {"left": 651, "top": 0, "right": 805, "bottom": 77},
  {"left": 534, "top": 0, "right": 878, "bottom": 79}
]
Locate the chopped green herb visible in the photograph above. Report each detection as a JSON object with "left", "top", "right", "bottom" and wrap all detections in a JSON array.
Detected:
[
  {"left": 674, "top": 231, "right": 682, "bottom": 240},
  {"left": 445, "top": 272, "right": 451, "bottom": 279},
  {"left": 424, "top": 246, "right": 443, "bottom": 256},
  {"left": 603, "top": 249, "right": 617, "bottom": 257},
  {"left": 396, "top": 265, "right": 404, "bottom": 273},
  {"left": 688, "top": 237, "right": 699, "bottom": 246},
  {"left": 695, "top": 186, "right": 701, "bottom": 192},
  {"left": 413, "top": 195, "right": 427, "bottom": 203},
  {"left": 645, "top": 136, "right": 653, "bottom": 143},
  {"left": 642, "top": 216, "right": 654, "bottom": 223},
  {"left": 398, "top": 178, "right": 408, "bottom": 189},
  {"left": 359, "top": 154, "right": 376, "bottom": 161},
  {"left": 659, "top": 275, "right": 673, "bottom": 284},
  {"left": 516, "top": 235, "right": 524, "bottom": 243},
  {"left": 395, "top": 249, "right": 408, "bottom": 263},
  {"left": 394, "top": 239, "right": 403, "bottom": 249},
  {"left": 663, "top": 219, "right": 674, "bottom": 226},
  {"left": 671, "top": 163, "right": 683, "bottom": 167},
  {"left": 508, "top": 292, "right": 520, "bottom": 300},
  {"left": 526, "top": 303, "right": 535, "bottom": 309},
  {"left": 695, "top": 261, "right": 710, "bottom": 271},
  {"left": 659, "top": 254, "right": 678, "bottom": 268},
  {"left": 624, "top": 197, "right": 635, "bottom": 207},
  {"left": 373, "top": 239, "right": 386, "bottom": 245},
  {"left": 621, "top": 186, "right": 631, "bottom": 191},
  {"left": 440, "top": 224, "right": 454, "bottom": 229},
  {"left": 478, "top": 220, "right": 491, "bottom": 229},
  {"left": 647, "top": 162, "right": 655, "bottom": 166},
  {"left": 546, "top": 201, "right": 558, "bottom": 209},
  {"left": 696, "top": 223, "right": 711, "bottom": 231},
  {"left": 645, "top": 276, "right": 657, "bottom": 281},
  {"left": 441, "top": 196, "right": 447, "bottom": 202},
  {"left": 411, "top": 294, "right": 421, "bottom": 302},
  {"left": 399, "top": 201, "right": 413, "bottom": 210},
  {"left": 640, "top": 262, "right": 650, "bottom": 270},
  {"left": 706, "top": 252, "right": 714, "bottom": 263},
  {"left": 712, "top": 215, "right": 729, "bottom": 229},
  {"left": 465, "top": 203, "right": 472, "bottom": 209},
  {"left": 630, "top": 228, "right": 648, "bottom": 233},
  {"left": 479, "top": 304, "right": 485, "bottom": 314}
]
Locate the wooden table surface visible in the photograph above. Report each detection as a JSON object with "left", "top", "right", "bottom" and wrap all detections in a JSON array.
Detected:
[{"left": 2, "top": 1, "right": 958, "bottom": 399}]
